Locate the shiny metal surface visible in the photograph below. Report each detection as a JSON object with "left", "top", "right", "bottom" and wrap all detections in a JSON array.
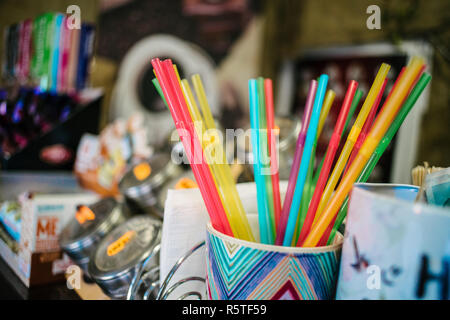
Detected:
[
  {"left": 119, "top": 153, "right": 182, "bottom": 215},
  {"left": 156, "top": 241, "right": 206, "bottom": 300},
  {"left": 89, "top": 215, "right": 162, "bottom": 299},
  {"left": 156, "top": 170, "right": 196, "bottom": 213},
  {"left": 59, "top": 197, "right": 126, "bottom": 274}
]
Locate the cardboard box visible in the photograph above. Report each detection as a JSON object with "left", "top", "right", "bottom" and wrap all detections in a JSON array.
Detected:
[{"left": 0, "top": 172, "right": 98, "bottom": 287}]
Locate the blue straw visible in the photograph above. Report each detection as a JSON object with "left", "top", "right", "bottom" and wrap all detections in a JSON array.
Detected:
[
  {"left": 249, "top": 79, "right": 272, "bottom": 244},
  {"left": 282, "top": 74, "right": 329, "bottom": 246}
]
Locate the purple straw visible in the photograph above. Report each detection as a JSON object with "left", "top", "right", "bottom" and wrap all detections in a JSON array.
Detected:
[{"left": 275, "top": 80, "right": 318, "bottom": 245}]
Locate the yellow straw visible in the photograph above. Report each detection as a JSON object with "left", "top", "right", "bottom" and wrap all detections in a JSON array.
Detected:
[
  {"left": 318, "top": 90, "right": 336, "bottom": 137},
  {"left": 313, "top": 63, "right": 391, "bottom": 224},
  {"left": 192, "top": 74, "right": 215, "bottom": 129},
  {"left": 182, "top": 78, "right": 255, "bottom": 241},
  {"left": 173, "top": 64, "right": 182, "bottom": 83},
  {"left": 304, "top": 57, "right": 424, "bottom": 247}
]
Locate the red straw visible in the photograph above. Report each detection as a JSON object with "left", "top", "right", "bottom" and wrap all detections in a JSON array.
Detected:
[
  {"left": 151, "top": 58, "right": 233, "bottom": 236},
  {"left": 162, "top": 59, "right": 233, "bottom": 236},
  {"left": 296, "top": 80, "right": 358, "bottom": 246},
  {"left": 264, "top": 79, "right": 282, "bottom": 229},
  {"left": 343, "top": 79, "right": 387, "bottom": 177}
]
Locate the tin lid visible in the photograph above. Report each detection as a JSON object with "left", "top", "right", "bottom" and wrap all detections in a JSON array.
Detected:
[
  {"left": 157, "top": 170, "right": 197, "bottom": 209},
  {"left": 118, "top": 153, "right": 180, "bottom": 199},
  {"left": 59, "top": 197, "right": 122, "bottom": 253},
  {"left": 89, "top": 215, "right": 162, "bottom": 281}
]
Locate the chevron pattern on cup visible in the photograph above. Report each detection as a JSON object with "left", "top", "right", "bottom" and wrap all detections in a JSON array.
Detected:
[{"left": 206, "top": 230, "right": 340, "bottom": 300}]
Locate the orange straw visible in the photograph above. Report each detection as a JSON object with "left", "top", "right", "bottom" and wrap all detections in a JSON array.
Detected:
[
  {"left": 303, "top": 57, "right": 425, "bottom": 247},
  {"left": 343, "top": 78, "right": 387, "bottom": 177},
  {"left": 312, "top": 63, "right": 390, "bottom": 226}
]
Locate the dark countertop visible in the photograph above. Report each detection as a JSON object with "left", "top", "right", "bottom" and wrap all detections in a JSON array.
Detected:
[{"left": 0, "top": 255, "right": 80, "bottom": 300}]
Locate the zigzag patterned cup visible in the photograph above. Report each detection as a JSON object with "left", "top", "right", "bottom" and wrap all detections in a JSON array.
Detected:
[{"left": 206, "top": 215, "right": 343, "bottom": 300}]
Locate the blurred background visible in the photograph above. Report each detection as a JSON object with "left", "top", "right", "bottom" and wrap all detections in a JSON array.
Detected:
[
  {"left": 0, "top": 0, "right": 448, "bottom": 300},
  {"left": 0, "top": 0, "right": 448, "bottom": 181}
]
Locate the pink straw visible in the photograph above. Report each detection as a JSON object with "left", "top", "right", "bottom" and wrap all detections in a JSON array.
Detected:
[{"left": 275, "top": 80, "right": 317, "bottom": 245}]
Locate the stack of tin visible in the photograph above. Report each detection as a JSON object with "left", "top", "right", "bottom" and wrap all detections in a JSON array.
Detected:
[
  {"left": 118, "top": 153, "right": 183, "bottom": 217},
  {"left": 59, "top": 197, "right": 127, "bottom": 279},
  {"left": 88, "top": 215, "right": 162, "bottom": 299}
]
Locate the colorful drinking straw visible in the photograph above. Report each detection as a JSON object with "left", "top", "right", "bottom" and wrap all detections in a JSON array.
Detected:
[
  {"left": 257, "top": 78, "right": 276, "bottom": 239},
  {"left": 282, "top": 74, "right": 328, "bottom": 246},
  {"left": 275, "top": 80, "right": 317, "bottom": 245},
  {"left": 343, "top": 79, "right": 386, "bottom": 177},
  {"left": 152, "top": 78, "right": 167, "bottom": 106},
  {"left": 303, "top": 56, "right": 425, "bottom": 247},
  {"left": 297, "top": 80, "right": 358, "bottom": 246},
  {"left": 293, "top": 89, "right": 335, "bottom": 244},
  {"left": 321, "top": 72, "right": 431, "bottom": 245},
  {"left": 180, "top": 79, "right": 253, "bottom": 241},
  {"left": 310, "top": 88, "right": 364, "bottom": 229},
  {"left": 264, "top": 79, "right": 282, "bottom": 229},
  {"left": 311, "top": 87, "right": 364, "bottom": 202},
  {"left": 190, "top": 74, "right": 255, "bottom": 241},
  {"left": 313, "top": 64, "right": 390, "bottom": 225},
  {"left": 249, "top": 79, "right": 273, "bottom": 244},
  {"left": 152, "top": 58, "right": 233, "bottom": 236}
]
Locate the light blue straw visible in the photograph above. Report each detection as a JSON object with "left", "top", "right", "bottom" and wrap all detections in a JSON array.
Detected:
[
  {"left": 249, "top": 79, "right": 272, "bottom": 244},
  {"left": 282, "top": 74, "right": 329, "bottom": 246}
]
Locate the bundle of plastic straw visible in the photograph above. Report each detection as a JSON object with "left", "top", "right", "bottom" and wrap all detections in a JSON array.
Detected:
[
  {"left": 303, "top": 56, "right": 427, "bottom": 247},
  {"left": 275, "top": 80, "right": 317, "bottom": 245},
  {"left": 151, "top": 58, "right": 254, "bottom": 241},
  {"left": 321, "top": 72, "right": 431, "bottom": 246},
  {"left": 270, "top": 56, "right": 429, "bottom": 247},
  {"left": 282, "top": 74, "right": 329, "bottom": 246},
  {"left": 296, "top": 80, "right": 358, "bottom": 245},
  {"left": 152, "top": 55, "right": 430, "bottom": 248},
  {"left": 249, "top": 77, "right": 283, "bottom": 244}
]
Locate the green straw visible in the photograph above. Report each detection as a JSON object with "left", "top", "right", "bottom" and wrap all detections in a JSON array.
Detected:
[
  {"left": 343, "top": 88, "right": 364, "bottom": 135},
  {"left": 257, "top": 77, "right": 276, "bottom": 240},
  {"left": 152, "top": 78, "right": 168, "bottom": 107},
  {"left": 326, "top": 73, "right": 432, "bottom": 244}
]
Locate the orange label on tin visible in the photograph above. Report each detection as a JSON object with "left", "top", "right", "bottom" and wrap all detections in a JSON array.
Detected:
[
  {"left": 273, "top": 125, "right": 280, "bottom": 136},
  {"left": 133, "top": 162, "right": 151, "bottom": 181},
  {"left": 107, "top": 230, "right": 135, "bottom": 256},
  {"left": 75, "top": 205, "right": 96, "bottom": 224},
  {"left": 175, "top": 177, "right": 198, "bottom": 189}
]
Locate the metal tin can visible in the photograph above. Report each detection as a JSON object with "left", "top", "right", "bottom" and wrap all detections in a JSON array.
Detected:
[
  {"left": 59, "top": 197, "right": 126, "bottom": 276},
  {"left": 118, "top": 153, "right": 182, "bottom": 217},
  {"left": 156, "top": 170, "right": 197, "bottom": 212},
  {"left": 88, "top": 215, "right": 162, "bottom": 299}
]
